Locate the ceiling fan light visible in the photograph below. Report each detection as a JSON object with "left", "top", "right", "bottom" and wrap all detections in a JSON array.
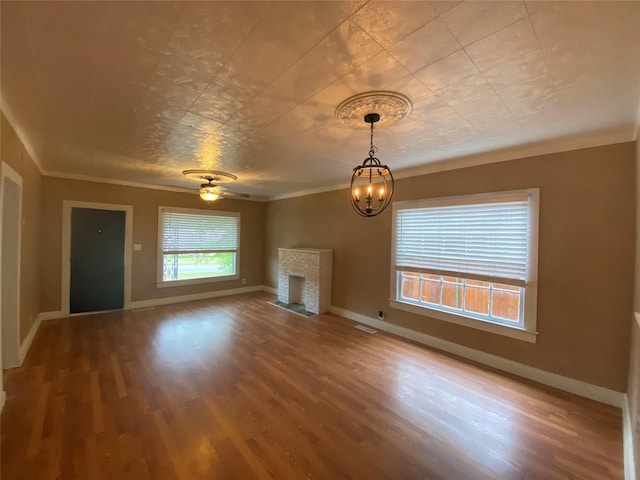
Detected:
[{"left": 199, "top": 187, "right": 221, "bottom": 202}]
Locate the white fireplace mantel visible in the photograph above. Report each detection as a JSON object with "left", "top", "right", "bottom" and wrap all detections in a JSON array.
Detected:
[{"left": 277, "top": 248, "right": 332, "bottom": 314}]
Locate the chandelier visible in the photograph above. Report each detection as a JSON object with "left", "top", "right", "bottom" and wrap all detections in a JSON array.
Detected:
[
  {"left": 350, "top": 113, "right": 394, "bottom": 216},
  {"left": 336, "top": 91, "right": 411, "bottom": 218}
]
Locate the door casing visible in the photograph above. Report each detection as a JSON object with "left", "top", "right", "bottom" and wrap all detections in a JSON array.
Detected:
[
  {"left": 0, "top": 162, "right": 22, "bottom": 369},
  {"left": 62, "top": 201, "right": 133, "bottom": 316}
]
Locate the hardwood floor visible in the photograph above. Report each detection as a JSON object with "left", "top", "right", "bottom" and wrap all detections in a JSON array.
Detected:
[{"left": 1, "top": 292, "right": 624, "bottom": 479}]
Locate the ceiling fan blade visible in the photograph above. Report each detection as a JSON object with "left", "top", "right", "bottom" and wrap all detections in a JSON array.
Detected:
[{"left": 221, "top": 191, "right": 250, "bottom": 198}]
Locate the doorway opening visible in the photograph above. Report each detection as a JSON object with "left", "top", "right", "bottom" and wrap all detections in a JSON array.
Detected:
[{"left": 1, "top": 162, "right": 22, "bottom": 369}]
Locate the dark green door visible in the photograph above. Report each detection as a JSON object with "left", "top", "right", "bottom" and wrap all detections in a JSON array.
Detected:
[{"left": 70, "top": 208, "right": 126, "bottom": 314}]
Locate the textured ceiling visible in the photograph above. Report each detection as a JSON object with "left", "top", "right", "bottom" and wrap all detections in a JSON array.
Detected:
[{"left": 2, "top": 1, "right": 639, "bottom": 199}]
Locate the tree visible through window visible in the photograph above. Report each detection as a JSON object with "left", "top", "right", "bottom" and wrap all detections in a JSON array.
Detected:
[{"left": 158, "top": 207, "right": 240, "bottom": 285}]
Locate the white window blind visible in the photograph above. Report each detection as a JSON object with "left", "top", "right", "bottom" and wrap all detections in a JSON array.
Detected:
[
  {"left": 162, "top": 212, "right": 238, "bottom": 254},
  {"left": 394, "top": 197, "right": 529, "bottom": 286}
]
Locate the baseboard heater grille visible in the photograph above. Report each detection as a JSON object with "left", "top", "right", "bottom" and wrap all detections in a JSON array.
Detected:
[{"left": 355, "top": 325, "right": 377, "bottom": 334}]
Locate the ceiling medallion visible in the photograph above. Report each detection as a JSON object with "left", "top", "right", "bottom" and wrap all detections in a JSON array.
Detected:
[
  {"left": 335, "top": 91, "right": 412, "bottom": 129},
  {"left": 182, "top": 169, "right": 238, "bottom": 184}
]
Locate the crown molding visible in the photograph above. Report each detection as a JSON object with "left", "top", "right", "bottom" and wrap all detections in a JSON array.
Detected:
[
  {"left": 44, "top": 171, "right": 267, "bottom": 202},
  {"left": 393, "top": 128, "right": 635, "bottom": 180},
  {"left": 268, "top": 127, "right": 636, "bottom": 202},
  {"left": 268, "top": 180, "right": 350, "bottom": 202}
]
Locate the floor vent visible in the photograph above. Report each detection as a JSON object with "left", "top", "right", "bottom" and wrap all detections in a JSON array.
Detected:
[{"left": 355, "top": 325, "right": 377, "bottom": 334}]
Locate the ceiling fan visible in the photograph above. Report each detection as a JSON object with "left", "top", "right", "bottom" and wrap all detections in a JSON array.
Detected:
[{"left": 182, "top": 169, "right": 250, "bottom": 202}]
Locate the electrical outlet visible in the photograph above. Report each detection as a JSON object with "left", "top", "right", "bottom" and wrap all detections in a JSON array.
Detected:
[
  {"left": 242, "top": 278, "right": 247, "bottom": 285},
  {"left": 378, "top": 310, "right": 384, "bottom": 320}
]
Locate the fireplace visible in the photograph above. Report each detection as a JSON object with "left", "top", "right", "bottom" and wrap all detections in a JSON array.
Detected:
[{"left": 277, "top": 248, "right": 332, "bottom": 314}]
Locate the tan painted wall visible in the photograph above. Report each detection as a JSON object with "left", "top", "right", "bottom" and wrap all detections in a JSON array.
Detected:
[
  {"left": 1, "top": 113, "right": 42, "bottom": 343},
  {"left": 40, "top": 177, "right": 265, "bottom": 312},
  {"left": 629, "top": 134, "right": 640, "bottom": 474},
  {"left": 265, "top": 142, "right": 636, "bottom": 391}
]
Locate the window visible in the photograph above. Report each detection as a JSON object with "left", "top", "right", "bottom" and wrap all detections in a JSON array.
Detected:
[
  {"left": 390, "top": 190, "right": 539, "bottom": 343},
  {"left": 157, "top": 207, "right": 240, "bottom": 287}
]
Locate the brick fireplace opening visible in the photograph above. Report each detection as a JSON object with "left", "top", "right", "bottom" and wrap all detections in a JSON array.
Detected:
[
  {"left": 287, "top": 275, "right": 304, "bottom": 304},
  {"left": 277, "top": 248, "right": 332, "bottom": 314}
]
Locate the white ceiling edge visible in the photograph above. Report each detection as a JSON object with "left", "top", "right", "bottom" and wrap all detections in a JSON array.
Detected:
[
  {"left": 269, "top": 127, "right": 636, "bottom": 202},
  {"left": 42, "top": 170, "right": 269, "bottom": 202}
]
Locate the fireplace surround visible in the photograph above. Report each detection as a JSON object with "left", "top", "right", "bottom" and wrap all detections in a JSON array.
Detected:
[{"left": 277, "top": 248, "right": 332, "bottom": 314}]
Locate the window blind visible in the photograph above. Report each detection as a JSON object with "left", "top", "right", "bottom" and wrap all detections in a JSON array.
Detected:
[
  {"left": 161, "top": 212, "right": 238, "bottom": 253},
  {"left": 394, "top": 199, "right": 529, "bottom": 285}
]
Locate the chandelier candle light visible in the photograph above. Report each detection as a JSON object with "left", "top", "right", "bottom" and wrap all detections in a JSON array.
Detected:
[{"left": 351, "top": 113, "right": 394, "bottom": 217}]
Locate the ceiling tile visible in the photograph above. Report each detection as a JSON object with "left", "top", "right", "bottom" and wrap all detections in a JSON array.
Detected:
[
  {"left": 530, "top": 0, "right": 640, "bottom": 123},
  {"left": 386, "top": 75, "right": 434, "bottom": 104},
  {"left": 336, "top": 52, "right": 411, "bottom": 95},
  {"left": 351, "top": 1, "right": 438, "bottom": 48},
  {"left": 392, "top": 93, "right": 472, "bottom": 137},
  {"left": 188, "top": 68, "right": 264, "bottom": 124},
  {"left": 388, "top": 17, "right": 462, "bottom": 73},
  {"left": 431, "top": 1, "right": 463, "bottom": 16},
  {"left": 226, "top": 90, "right": 299, "bottom": 129},
  {"left": 437, "top": 73, "right": 513, "bottom": 129},
  {"left": 414, "top": 50, "right": 479, "bottom": 92},
  {"left": 464, "top": 18, "right": 544, "bottom": 73},
  {"left": 223, "top": 19, "right": 302, "bottom": 90},
  {"left": 488, "top": 75, "right": 558, "bottom": 116},
  {"left": 441, "top": 1, "right": 528, "bottom": 46},
  {"left": 334, "top": 1, "right": 368, "bottom": 17},
  {"left": 179, "top": 113, "right": 224, "bottom": 135},
  {"left": 265, "top": 20, "right": 383, "bottom": 104},
  {"left": 263, "top": 1, "right": 349, "bottom": 55},
  {"left": 524, "top": 1, "right": 557, "bottom": 15},
  {"left": 1, "top": 1, "right": 638, "bottom": 199}
]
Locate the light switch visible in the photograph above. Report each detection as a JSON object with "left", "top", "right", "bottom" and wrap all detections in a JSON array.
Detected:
[{"left": 133, "top": 243, "right": 142, "bottom": 251}]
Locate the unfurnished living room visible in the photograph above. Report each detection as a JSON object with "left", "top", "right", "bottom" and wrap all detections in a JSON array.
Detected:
[{"left": 1, "top": 1, "right": 640, "bottom": 479}]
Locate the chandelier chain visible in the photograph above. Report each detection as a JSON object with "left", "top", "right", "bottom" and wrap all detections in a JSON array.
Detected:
[{"left": 369, "top": 120, "right": 377, "bottom": 158}]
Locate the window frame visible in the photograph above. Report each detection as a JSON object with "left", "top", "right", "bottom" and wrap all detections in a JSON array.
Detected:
[
  {"left": 157, "top": 206, "right": 240, "bottom": 288},
  {"left": 389, "top": 189, "right": 539, "bottom": 343}
]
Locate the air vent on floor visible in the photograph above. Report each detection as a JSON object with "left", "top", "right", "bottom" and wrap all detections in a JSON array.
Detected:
[{"left": 355, "top": 325, "right": 377, "bottom": 334}]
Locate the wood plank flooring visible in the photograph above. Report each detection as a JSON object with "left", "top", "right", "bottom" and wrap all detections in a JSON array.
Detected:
[{"left": 1, "top": 292, "right": 624, "bottom": 479}]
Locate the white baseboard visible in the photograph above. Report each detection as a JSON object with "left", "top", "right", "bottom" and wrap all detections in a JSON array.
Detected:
[
  {"left": 329, "top": 305, "right": 624, "bottom": 407},
  {"left": 0, "top": 390, "right": 5, "bottom": 413},
  {"left": 18, "top": 315, "right": 42, "bottom": 365},
  {"left": 623, "top": 394, "right": 637, "bottom": 480},
  {"left": 262, "top": 285, "right": 277, "bottom": 295},
  {"left": 127, "top": 285, "right": 266, "bottom": 310},
  {"left": 38, "top": 285, "right": 274, "bottom": 322},
  {"left": 37, "top": 310, "right": 66, "bottom": 321}
]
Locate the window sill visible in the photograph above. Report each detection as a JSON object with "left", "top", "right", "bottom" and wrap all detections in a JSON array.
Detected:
[
  {"left": 157, "top": 274, "right": 239, "bottom": 289},
  {"left": 389, "top": 299, "right": 538, "bottom": 343}
]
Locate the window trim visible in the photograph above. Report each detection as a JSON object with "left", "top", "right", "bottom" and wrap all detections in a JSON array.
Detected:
[
  {"left": 390, "top": 189, "right": 539, "bottom": 343},
  {"left": 157, "top": 206, "right": 240, "bottom": 288}
]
